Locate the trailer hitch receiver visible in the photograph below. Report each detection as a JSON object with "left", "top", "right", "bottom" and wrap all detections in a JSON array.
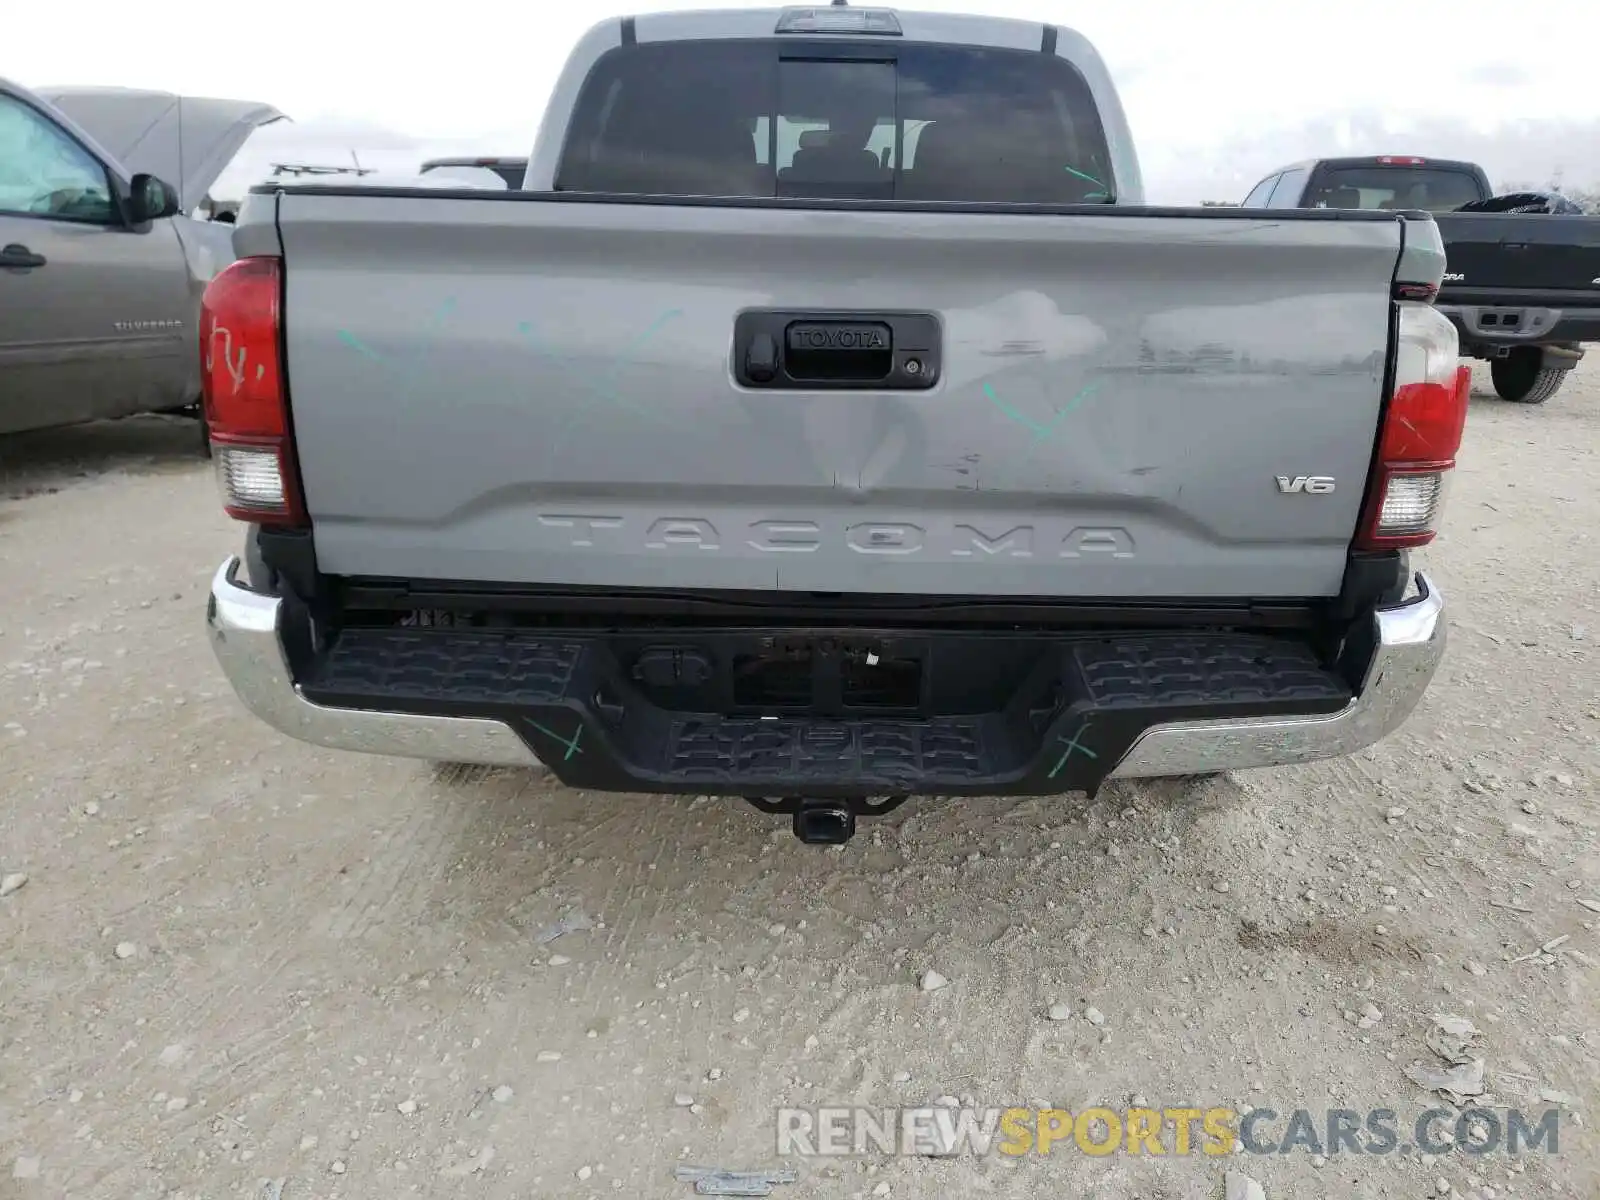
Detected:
[
  {"left": 742, "top": 794, "right": 910, "bottom": 843},
  {"left": 793, "top": 801, "right": 855, "bottom": 844}
]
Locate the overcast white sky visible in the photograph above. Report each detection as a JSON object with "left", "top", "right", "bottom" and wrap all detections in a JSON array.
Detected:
[{"left": 10, "top": 0, "right": 1599, "bottom": 202}]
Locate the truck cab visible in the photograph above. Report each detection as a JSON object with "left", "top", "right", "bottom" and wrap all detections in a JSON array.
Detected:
[{"left": 1239, "top": 156, "right": 1492, "bottom": 213}]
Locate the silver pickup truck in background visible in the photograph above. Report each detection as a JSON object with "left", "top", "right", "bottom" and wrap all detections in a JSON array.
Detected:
[
  {"left": 203, "top": 5, "right": 1463, "bottom": 844},
  {"left": 0, "top": 81, "right": 282, "bottom": 438}
]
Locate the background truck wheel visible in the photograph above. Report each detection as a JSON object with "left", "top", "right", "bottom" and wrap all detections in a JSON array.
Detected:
[{"left": 1491, "top": 348, "right": 1567, "bottom": 404}]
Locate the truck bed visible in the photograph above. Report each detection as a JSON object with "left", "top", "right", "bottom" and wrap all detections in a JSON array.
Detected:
[{"left": 267, "top": 188, "right": 1414, "bottom": 601}]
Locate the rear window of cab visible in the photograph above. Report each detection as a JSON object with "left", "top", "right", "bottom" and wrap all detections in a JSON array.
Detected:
[{"left": 556, "top": 38, "right": 1114, "bottom": 204}]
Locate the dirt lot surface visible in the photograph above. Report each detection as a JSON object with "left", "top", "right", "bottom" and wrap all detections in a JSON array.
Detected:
[{"left": 1, "top": 364, "right": 1596, "bottom": 1200}]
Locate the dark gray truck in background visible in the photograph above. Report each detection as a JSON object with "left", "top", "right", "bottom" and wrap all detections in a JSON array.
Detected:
[
  {"left": 1242, "top": 155, "right": 1600, "bottom": 404},
  {"left": 0, "top": 80, "right": 282, "bottom": 437},
  {"left": 202, "top": 6, "right": 1461, "bottom": 844}
]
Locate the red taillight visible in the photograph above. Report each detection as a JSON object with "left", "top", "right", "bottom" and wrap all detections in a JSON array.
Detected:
[
  {"left": 1355, "top": 304, "right": 1468, "bottom": 550},
  {"left": 200, "top": 256, "right": 306, "bottom": 527},
  {"left": 1393, "top": 281, "right": 1438, "bottom": 302},
  {"left": 1377, "top": 156, "right": 1426, "bottom": 165}
]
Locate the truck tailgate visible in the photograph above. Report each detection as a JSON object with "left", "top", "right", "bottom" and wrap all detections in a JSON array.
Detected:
[
  {"left": 277, "top": 194, "right": 1406, "bottom": 599},
  {"left": 1436, "top": 211, "right": 1600, "bottom": 296}
]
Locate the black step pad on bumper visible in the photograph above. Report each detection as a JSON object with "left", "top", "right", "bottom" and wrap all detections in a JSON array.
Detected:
[{"left": 300, "top": 629, "right": 1350, "bottom": 796}]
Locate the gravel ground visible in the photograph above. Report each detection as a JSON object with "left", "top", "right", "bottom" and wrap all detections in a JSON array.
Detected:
[{"left": 1, "top": 363, "right": 1596, "bottom": 1200}]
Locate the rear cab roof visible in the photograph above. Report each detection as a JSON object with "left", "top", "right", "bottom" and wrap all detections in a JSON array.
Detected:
[
  {"left": 1263, "top": 156, "right": 1490, "bottom": 180},
  {"left": 1312, "top": 155, "right": 1485, "bottom": 173},
  {"left": 521, "top": 5, "right": 1146, "bottom": 203},
  {"left": 421, "top": 157, "right": 528, "bottom": 167}
]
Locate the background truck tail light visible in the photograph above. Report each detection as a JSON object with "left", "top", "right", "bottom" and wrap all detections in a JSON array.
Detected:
[
  {"left": 199, "top": 257, "right": 307, "bottom": 527},
  {"left": 1355, "top": 302, "right": 1469, "bottom": 550}
]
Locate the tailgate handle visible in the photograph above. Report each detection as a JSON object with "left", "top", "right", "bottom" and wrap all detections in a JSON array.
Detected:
[
  {"left": 733, "top": 311, "right": 940, "bottom": 391},
  {"left": 786, "top": 321, "right": 893, "bottom": 382}
]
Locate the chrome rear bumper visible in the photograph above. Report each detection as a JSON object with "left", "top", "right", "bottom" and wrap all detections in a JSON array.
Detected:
[
  {"left": 206, "top": 556, "right": 1445, "bottom": 778},
  {"left": 206, "top": 557, "right": 541, "bottom": 767},
  {"left": 1108, "top": 572, "right": 1446, "bottom": 777}
]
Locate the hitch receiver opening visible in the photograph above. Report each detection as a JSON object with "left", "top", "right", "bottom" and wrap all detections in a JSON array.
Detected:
[
  {"left": 742, "top": 793, "right": 910, "bottom": 843},
  {"left": 793, "top": 801, "right": 856, "bottom": 844}
]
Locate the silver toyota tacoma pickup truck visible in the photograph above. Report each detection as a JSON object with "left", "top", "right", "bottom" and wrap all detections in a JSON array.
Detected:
[{"left": 203, "top": 5, "right": 1463, "bottom": 843}]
